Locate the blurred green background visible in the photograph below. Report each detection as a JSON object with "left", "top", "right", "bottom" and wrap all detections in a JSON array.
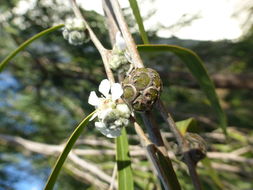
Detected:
[{"left": 0, "top": 0, "right": 252, "bottom": 189}]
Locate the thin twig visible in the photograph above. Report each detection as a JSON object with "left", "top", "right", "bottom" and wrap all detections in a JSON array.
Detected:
[
  {"left": 157, "top": 100, "right": 204, "bottom": 190},
  {"left": 141, "top": 111, "right": 168, "bottom": 156},
  {"left": 69, "top": 0, "right": 115, "bottom": 83},
  {"left": 2, "top": 134, "right": 253, "bottom": 165},
  {"left": 65, "top": 163, "right": 108, "bottom": 189},
  {"left": 70, "top": 0, "right": 106, "bottom": 53},
  {"left": 133, "top": 122, "right": 152, "bottom": 145},
  {"left": 109, "top": 0, "right": 144, "bottom": 68},
  {"left": 102, "top": 0, "right": 120, "bottom": 43},
  {"left": 157, "top": 100, "right": 184, "bottom": 147},
  {"left": 133, "top": 123, "right": 173, "bottom": 190},
  {"left": 184, "top": 153, "right": 203, "bottom": 190},
  {"left": 108, "top": 163, "right": 117, "bottom": 190},
  {"left": 69, "top": 153, "right": 117, "bottom": 187}
]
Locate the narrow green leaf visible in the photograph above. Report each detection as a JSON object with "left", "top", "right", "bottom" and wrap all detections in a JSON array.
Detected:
[
  {"left": 201, "top": 157, "right": 224, "bottom": 189},
  {"left": 227, "top": 128, "right": 247, "bottom": 143},
  {"left": 137, "top": 44, "right": 227, "bottom": 135},
  {"left": 44, "top": 111, "right": 96, "bottom": 190},
  {"left": 0, "top": 24, "right": 64, "bottom": 72},
  {"left": 176, "top": 118, "right": 197, "bottom": 136},
  {"left": 116, "top": 128, "right": 134, "bottom": 190},
  {"left": 128, "top": 0, "right": 149, "bottom": 44}
]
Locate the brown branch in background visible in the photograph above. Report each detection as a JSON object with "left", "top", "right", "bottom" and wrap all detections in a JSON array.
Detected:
[
  {"left": 0, "top": 134, "right": 115, "bottom": 188},
  {"left": 1, "top": 134, "right": 253, "bottom": 164},
  {"left": 65, "top": 163, "right": 108, "bottom": 189},
  {"left": 158, "top": 71, "right": 253, "bottom": 89},
  {"left": 1, "top": 133, "right": 252, "bottom": 178},
  {"left": 68, "top": 153, "right": 116, "bottom": 187}
]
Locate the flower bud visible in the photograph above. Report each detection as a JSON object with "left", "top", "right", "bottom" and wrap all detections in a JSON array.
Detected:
[
  {"left": 109, "top": 47, "right": 129, "bottom": 71},
  {"left": 62, "top": 18, "right": 89, "bottom": 45},
  {"left": 122, "top": 68, "right": 162, "bottom": 112}
]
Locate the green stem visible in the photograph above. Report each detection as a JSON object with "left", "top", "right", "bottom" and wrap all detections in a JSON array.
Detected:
[
  {"left": 0, "top": 24, "right": 64, "bottom": 72},
  {"left": 128, "top": 0, "right": 149, "bottom": 44}
]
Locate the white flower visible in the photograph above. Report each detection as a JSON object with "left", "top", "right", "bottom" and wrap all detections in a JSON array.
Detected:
[
  {"left": 109, "top": 32, "right": 133, "bottom": 72},
  {"left": 115, "top": 32, "right": 126, "bottom": 51},
  {"left": 68, "top": 31, "right": 85, "bottom": 45},
  {"left": 65, "top": 18, "right": 85, "bottom": 31},
  {"left": 109, "top": 33, "right": 128, "bottom": 70},
  {"left": 62, "top": 17, "right": 88, "bottom": 46},
  {"left": 88, "top": 79, "right": 123, "bottom": 108},
  {"left": 88, "top": 79, "right": 131, "bottom": 138},
  {"left": 109, "top": 48, "right": 129, "bottom": 70}
]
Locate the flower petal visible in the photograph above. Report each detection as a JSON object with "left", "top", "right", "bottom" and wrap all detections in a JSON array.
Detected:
[
  {"left": 97, "top": 108, "right": 113, "bottom": 121},
  {"left": 99, "top": 79, "right": 111, "bottom": 97},
  {"left": 116, "top": 32, "right": 126, "bottom": 51},
  {"left": 88, "top": 91, "right": 100, "bottom": 106},
  {"left": 111, "top": 83, "right": 123, "bottom": 101},
  {"left": 95, "top": 121, "right": 106, "bottom": 129}
]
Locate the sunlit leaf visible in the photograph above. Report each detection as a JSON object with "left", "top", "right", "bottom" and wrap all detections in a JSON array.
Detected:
[
  {"left": 43, "top": 111, "right": 96, "bottom": 190},
  {"left": 176, "top": 118, "right": 197, "bottom": 136},
  {"left": 137, "top": 44, "right": 227, "bottom": 135},
  {"left": 116, "top": 128, "right": 134, "bottom": 190},
  {"left": 128, "top": 0, "right": 149, "bottom": 44}
]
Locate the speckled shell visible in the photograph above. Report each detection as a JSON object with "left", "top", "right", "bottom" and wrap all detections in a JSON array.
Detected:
[{"left": 122, "top": 68, "right": 162, "bottom": 112}]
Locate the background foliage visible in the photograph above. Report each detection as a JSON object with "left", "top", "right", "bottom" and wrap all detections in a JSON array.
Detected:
[{"left": 0, "top": 0, "right": 253, "bottom": 189}]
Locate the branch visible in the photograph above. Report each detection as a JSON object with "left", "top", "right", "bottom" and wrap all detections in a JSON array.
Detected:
[
  {"left": 109, "top": 0, "right": 144, "bottom": 68},
  {"left": 157, "top": 100, "right": 203, "bottom": 190},
  {"left": 0, "top": 134, "right": 116, "bottom": 187},
  {"left": 102, "top": 0, "right": 120, "bottom": 43},
  {"left": 68, "top": 153, "right": 116, "bottom": 187},
  {"left": 1, "top": 133, "right": 252, "bottom": 167},
  {"left": 69, "top": 0, "right": 115, "bottom": 83},
  {"left": 65, "top": 163, "right": 108, "bottom": 189}
]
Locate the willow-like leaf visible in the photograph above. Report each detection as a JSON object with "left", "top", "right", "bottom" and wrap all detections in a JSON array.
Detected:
[
  {"left": 0, "top": 24, "right": 64, "bottom": 72},
  {"left": 44, "top": 111, "right": 96, "bottom": 190},
  {"left": 176, "top": 118, "right": 197, "bottom": 136},
  {"left": 137, "top": 44, "right": 227, "bottom": 135},
  {"left": 116, "top": 127, "right": 134, "bottom": 190},
  {"left": 128, "top": 0, "right": 149, "bottom": 44}
]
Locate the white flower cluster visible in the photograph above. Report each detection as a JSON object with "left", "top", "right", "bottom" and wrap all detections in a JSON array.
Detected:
[
  {"left": 62, "top": 18, "right": 88, "bottom": 45},
  {"left": 88, "top": 79, "right": 131, "bottom": 138},
  {"left": 109, "top": 32, "right": 131, "bottom": 72}
]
